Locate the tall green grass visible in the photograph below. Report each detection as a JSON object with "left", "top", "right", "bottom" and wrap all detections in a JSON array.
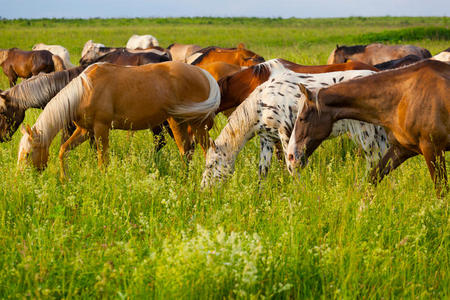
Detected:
[{"left": 0, "top": 17, "right": 448, "bottom": 298}]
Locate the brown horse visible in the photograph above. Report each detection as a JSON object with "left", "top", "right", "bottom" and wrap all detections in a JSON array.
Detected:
[
  {"left": 327, "top": 43, "right": 431, "bottom": 65},
  {"left": 188, "top": 43, "right": 265, "bottom": 67},
  {"left": 217, "top": 58, "right": 379, "bottom": 114},
  {"left": 79, "top": 44, "right": 171, "bottom": 66},
  {"left": 287, "top": 60, "right": 449, "bottom": 195},
  {"left": 18, "top": 62, "right": 220, "bottom": 179},
  {"left": 198, "top": 61, "right": 242, "bottom": 81},
  {"left": 0, "top": 48, "right": 65, "bottom": 87},
  {"left": 373, "top": 54, "right": 423, "bottom": 70},
  {"left": 167, "top": 43, "right": 203, "bottom": 62},
  {"left": 81, "top": 48, "right": 171, "bottom": 66}
]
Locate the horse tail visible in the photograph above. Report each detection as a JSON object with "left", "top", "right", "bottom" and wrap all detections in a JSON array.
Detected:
[
  {"left": 167, "top": 68, "right": 220, "bottom": 124},
  {"left": 33, "top": 69, "right": 92, "bottom": 145},
  {"left": 52, "top": 55, "right": 66, "bottom": 71}
]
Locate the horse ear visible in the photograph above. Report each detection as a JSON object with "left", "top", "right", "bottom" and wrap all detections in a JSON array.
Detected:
[
  {"left": 336, "top": 44, "right": 339, "bottom": 49},
  {"left": 22, "top": 124, "right": 33, "bottom": 141},
  {"left": 209, "top": 138, "right": 217, "bottom": 151},
  {"left": 237, "top": 43, "right": 245, "bottom": 49},
  {"left": 298, "top": 84, "right": 313, "bottom": 102}
]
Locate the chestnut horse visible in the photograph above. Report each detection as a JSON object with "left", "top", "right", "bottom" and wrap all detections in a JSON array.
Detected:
[
  {"left": 167, "top": 43, "right": 203, "bottom": 62},
  {"left": 217, "top": 58, "right": 379, "bottom": 114},
  {"left": 287, "top": 60, "right": 449, "bottom": 195},
  {"left": 327, "top": 43, "right": 431, "bottom": 65},
  {"left": 0, "top": 48, "right": 65, "bottom": 87},
  {"left": 18, "top": 62, "right": 220, "bottom": 179},
  {"left": 81, "top": 48, "right": 171, "bottom": 66},
  {"left": 188, "top": 43, "right": 265, "bottom": 67},
  {"left": 198, "top": 61, "right": 242, "bottom": 81}
]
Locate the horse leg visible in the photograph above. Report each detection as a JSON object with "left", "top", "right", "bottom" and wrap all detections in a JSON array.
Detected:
[
  {"left": 58, "top": 126, "right": 88, "bottom": 181},
  {"left": 369, "top": 145, "right": 416, "bottom": 185},
  {"left": 421, "top": 143, "right": 448, "bottom": 196},
  {"left": 191, "top": 124, "right": 211, "bottom": 157},
  {"left": 6, "top": 68, "right": 17, "bottom": 87},
  {"left": 259, "top": 134, "right": 275, "bottom": 178},
  {"left": 166, "top": 117, "right": 194, "bottom": 163},
  {"left": 278, "top": 128, "right": 294, "bottom": 174},
  {"left": 93, "top": 123, "right": 110, "bottom": 169}
]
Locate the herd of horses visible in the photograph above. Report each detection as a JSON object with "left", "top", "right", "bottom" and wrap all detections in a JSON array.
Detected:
[{"left": 0, "top": 33, "right": 448, "bottom": 195}]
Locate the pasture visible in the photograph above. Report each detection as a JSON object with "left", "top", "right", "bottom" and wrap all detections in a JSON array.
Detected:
[{"left": 0, "top": 17, "right": 449, "bottom": 298}]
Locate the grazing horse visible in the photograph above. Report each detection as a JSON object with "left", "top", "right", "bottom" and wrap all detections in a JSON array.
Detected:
[
  {"left": 82, "top": 48, "right": 171, "bottom": 66},
  {"left": 188, "top": 43, "right": 265, "bottom": 67},
  {"left": 373, "top": 54, "right": 423, "bottom": 70},
  {"left": 18, "top": 62, "right": 220, "bottom": 179},
  {"left": 217, "top": 58, "right": 379, "bottom": 114},
  {"left": 79, "top": 44, "right": 170, "bottom": 66},
  {"left": 198, "top": 61, "right": 242, "bottom": 81},
  {"left": 287, "top": 60, "right": 449, "bottom": 195},
  {"left": 0, "top": 66, "right": 85, "bottom": 142},
  {"left": 432, "top": 47, "right": 450, "bottom": 62},
  {"left": 0, "top": 48, "right": 65, "bottom": 87},
  {"left": 168, "top": 43, "right": 203, "bottom": 62},
  {"left": 327, "top": 43, "right": 431, "bottom": 65},
  {"left": 126, "top": 34, "right": 159, "bottom": 49},
  {"left": 201, "top": 61, "right": 385, "bottom": 187},
  {"left": 32, "top": 43, "right": 75, "bottom": 68}
]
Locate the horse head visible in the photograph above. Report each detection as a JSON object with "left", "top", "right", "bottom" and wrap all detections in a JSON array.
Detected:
[
  {"left": 18, "top": 124, "right": 49, "bottom": 170},
  {"left": 0, "top": 92, "right": 25, "bottom": 142},
  {"left": 80, "top": 40, "right": 105, "bottom": 65},
  {"left": 201, "top": 138, "right": 235, "bottom": 188},
  {"left": 327, "top": 44, "right": 347, "bottom": 64},
  {"left": 236, "top": 43, "right": 265, "bottom": 66},
  {"left": 287, "top": 84, "right": 334, "bottom": 170}
]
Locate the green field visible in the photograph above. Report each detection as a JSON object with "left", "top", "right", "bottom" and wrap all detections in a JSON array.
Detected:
[{"left": 0, "top": 17, "right": 449, "bottom": 298}]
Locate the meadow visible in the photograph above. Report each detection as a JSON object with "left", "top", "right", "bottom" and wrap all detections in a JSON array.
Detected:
[{"left": 0, "top": 17, "right": 449, "bottom": 298}]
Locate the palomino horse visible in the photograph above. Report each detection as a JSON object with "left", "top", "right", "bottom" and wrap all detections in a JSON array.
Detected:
[
  {"left": 217, "top": 58, "right": 379, "bottom": 114},
  {"left": 18, "top": 62, "right": 220, "bottom": 179},
  {"left": 327, "top": 43, "right": 431, "bottom": 65},
  {"left": 373, "top": 54, "right": 423, "bottom": 70},
  {"left": 287, "top": 60, "right": 449, "bottom": 195},
  {"left": 168, "top": 43, "right": 203, "bottom": 62},
  {"left": 0, "top": 66, "right": 85, "bottom": 142},
  {"left": 32, "top": 43, "right": 75, "bottom": 68},
  {"left": 188, "top": 43, "right": 265, "bottom": 67},
  {"left": 126, "top": 34, "right": 159, "bottom": 49},
  {"left": 81, "top": 48, "right": 171, "bottom": 66},
  {"left": 201, "top": 60, "right": 386, "bottom": 187},
  {"left": 0, "top": 48, "right": 65, "bottom": 87}
]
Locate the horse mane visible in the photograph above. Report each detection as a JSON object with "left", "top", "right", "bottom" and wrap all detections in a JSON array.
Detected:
[
  {"left": 337, "top": 45, "right": 367, "bottom": 55},
  {"left": 4, "top": 66, "right": 85, "bottom": 110},
  {"left": 32, "top": 70, "right": 90, "bottom": 145}
]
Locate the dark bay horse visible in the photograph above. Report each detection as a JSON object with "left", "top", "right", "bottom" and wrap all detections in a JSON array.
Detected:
[
  {"left": 188, "top": 43, "right": 265, "bottom": 67},
  {"left": 373, "top": 54, "right": 423, "bottom": 70},
  {"left": 81, "top": 48, "right": 171, "bottom": 66},
  {"left": 287, "top": 60, "right": 449, "bottom": 195},
  {"left": 327, "top": 43, "right": 431, "bottom": 65},
  {"left": 0, "top": 48, "right": 65, "bottom": 87}
]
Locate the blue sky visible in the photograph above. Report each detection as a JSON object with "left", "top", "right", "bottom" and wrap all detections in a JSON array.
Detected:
[{"left": 0, "top": 0, "right": 448, "bottom": 19}]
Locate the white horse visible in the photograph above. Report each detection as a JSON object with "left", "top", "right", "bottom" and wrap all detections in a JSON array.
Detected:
[
  {"left": 201, "top": 64, "right": 388, "bottom": 187},
  {"left": 126, "top": 34, "right": 159, "bottom": 49},
  {"left": 81, "top": 40, "right": 106, "bottom": 59},
  {"left": 431, "top": 48, "right": 450, "bottom": 62},
  {"left": 32, "top": 43, "right": 75, "bottom": 69}
]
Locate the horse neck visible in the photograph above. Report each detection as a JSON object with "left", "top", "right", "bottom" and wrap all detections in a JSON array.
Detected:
[
  {"left": 215, "top": 95, "right": 259, "bottom": 167},
  {"left": 33, "top": 74, "right": 86, "bottom": 147},
  {"left": 7, "top": 69, "right": 75, "bottom": 110},
  {"left": 321, "top": 75, "right": 400, "bottom": 126}
]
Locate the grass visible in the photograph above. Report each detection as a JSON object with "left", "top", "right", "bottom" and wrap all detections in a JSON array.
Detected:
[{"left": 0, "top": 17, "right": 449, "bottom": 298}]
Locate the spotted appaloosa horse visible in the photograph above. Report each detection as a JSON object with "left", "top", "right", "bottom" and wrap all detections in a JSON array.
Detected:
[
  {"left": 201, "top": 60, "right": 386, "bottom": 187},
  {"left": 327, "top": 43, "right": 431, "bottom": 65}
]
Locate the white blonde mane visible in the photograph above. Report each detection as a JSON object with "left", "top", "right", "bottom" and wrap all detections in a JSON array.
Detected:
[{"left": 31, "top": 72, "right": 90, "bottom": 146}]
